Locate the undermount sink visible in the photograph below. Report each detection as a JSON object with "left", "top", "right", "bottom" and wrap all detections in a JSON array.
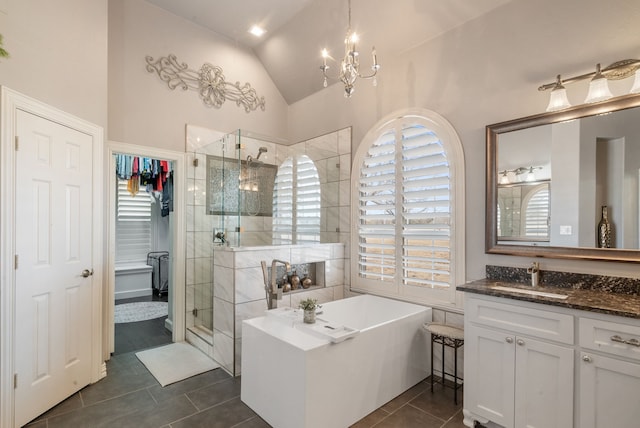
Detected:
[{"left": 489, "top": 285, "right": 569, "bottom": 300}]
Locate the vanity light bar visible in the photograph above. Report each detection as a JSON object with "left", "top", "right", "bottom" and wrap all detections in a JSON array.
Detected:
[
  {"left": 538, "top": 59, "right": 640, "bottom": 112},
  {"left": 499, "top": 166, "right": 542, "bottom": 184}
]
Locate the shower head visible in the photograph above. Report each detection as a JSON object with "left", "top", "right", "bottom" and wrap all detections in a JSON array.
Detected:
[
  {"left": 256, "top": 147, "right": 268, "bottom": 160},
  {"left": 246, "top": 147, "right": 268, "bottom": 167}
]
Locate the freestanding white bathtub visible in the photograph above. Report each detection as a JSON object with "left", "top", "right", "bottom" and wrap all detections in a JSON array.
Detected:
[{"left": 241, "top": 294, "right": 432, "bottom": 428}]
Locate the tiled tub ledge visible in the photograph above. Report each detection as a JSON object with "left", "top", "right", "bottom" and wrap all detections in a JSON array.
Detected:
[{"left": 457, "top": 265, "right": 640, "bottom": 319}]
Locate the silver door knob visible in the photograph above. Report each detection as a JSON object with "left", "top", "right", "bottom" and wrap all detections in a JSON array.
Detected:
[
  {"left": 81, "top": 269, "right": 94, "bottom": 278},
  {"left": 505, "top": 337, "right": 513, "bottom": 344},
  {"left": 582, "top": 355, "right": 592, "bottom": 363},
  {"left": 516, "top": 339, "right": 525, "bottom": 346}
]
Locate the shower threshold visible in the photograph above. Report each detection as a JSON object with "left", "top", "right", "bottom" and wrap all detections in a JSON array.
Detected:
[{"left": 189, "top": 325, "right": 213, "bottom": 346}]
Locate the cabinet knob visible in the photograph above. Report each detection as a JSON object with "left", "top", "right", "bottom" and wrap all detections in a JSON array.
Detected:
[
  {"left": 582, "top": 354, "right": 592, "bottom": 363},
  {"left": 505, "top": 337, "right": 513, "bottom": 344},
  {"left": 516, "top": 339, "right": 525, "bottom": 346}
]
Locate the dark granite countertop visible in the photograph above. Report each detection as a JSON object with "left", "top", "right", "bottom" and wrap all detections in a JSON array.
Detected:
[{"left": 458, "top": 278, "right": 640, "bottom": 319}]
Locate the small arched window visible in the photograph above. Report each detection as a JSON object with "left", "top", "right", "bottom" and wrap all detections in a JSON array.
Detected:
[
  {"left": 351, "top": 109, "right": 465, "bottom": 305},
  {"left": 272, "top": 154, "right": 321, "bottom": 244}
]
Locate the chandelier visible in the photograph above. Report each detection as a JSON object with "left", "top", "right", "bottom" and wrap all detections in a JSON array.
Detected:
[{"left": 320, "top": 0, "right": 380, "bottom": 97}]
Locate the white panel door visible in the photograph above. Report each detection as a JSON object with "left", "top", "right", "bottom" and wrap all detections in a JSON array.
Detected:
[{"left": 13, "top": 110, "right": 94, "bottom": 427}]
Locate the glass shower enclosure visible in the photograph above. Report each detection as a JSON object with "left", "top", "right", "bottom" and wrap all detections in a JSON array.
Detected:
[{"left": 186, "top": 129, "right": 283, "bottom": 344}]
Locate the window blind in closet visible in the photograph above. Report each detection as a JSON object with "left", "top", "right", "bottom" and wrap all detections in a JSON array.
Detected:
[{"left": 116, "top": 179, "right": 152, "bottom": 263}]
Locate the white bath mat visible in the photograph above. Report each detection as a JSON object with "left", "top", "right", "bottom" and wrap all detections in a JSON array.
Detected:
[
  {"left": 114, "top": 301, "right": 168, "bottom": 323},
  {"left": 136, "top": 342, "right": 219, "bottom": 387}
]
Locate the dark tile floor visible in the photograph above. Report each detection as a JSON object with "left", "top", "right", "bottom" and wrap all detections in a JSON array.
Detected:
[
  {"left": 114, "top": 294, "right": 172, "bottom": 355},
  {"left": 25, "top": 295, "right": 465, "bottom": 428}
]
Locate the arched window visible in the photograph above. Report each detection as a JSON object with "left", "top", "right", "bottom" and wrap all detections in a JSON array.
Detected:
[
  {"left": 351, "top": 109, "right": 465, "bottom": 306},
  {"left": 272, "top": 154, "right": 321, "bottom": 244},
  {"left": 523, "top": 184, "right": 550, "bottom": 238}
]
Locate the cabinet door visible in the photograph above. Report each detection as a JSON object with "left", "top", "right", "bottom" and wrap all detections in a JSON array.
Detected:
[
  {"left": 464, "top": 324, "right": 515, "bottom": 427},
  {"left": 580, "top": 352, "right": 640, "bottom": 428},
  {"left": 514, "top": 336, "right": 574, "bottom": 428}
]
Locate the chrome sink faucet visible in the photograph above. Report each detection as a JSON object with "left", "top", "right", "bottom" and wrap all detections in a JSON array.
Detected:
[{"left": 527, "top": 262, "right": 540, "bottom": 286}]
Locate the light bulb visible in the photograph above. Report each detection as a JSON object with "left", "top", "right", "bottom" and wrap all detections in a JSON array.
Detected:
[
  {"left": 526, "top": 167, "right": 536, "bottom": 182},
  {"left": 630, "top": 68, "right": 640, "bottom": 94},
  {"left": 546, "top": 75, "right": 571, "bottom": 112},
  {"left": 585, "top": 64, "right": 613, "bottom": 103}
]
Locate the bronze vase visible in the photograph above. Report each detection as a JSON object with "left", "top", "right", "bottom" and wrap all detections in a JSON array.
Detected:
[{"left": 597, "top": 205, "right": 612, "bottom": 248}]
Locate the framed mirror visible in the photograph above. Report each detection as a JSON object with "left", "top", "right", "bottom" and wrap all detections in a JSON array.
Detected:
[{"left": 486, "top": 93, "right": 640, "bottom": 262}]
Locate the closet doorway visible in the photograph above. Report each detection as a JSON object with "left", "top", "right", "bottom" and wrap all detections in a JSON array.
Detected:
[{"left": 105, "top": 142, "right": 186, "bottom": 359}]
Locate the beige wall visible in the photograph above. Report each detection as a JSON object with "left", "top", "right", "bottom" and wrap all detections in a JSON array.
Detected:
[
  {"left": 287, "top": 0, "right": 640, "bottom": 281},
  {"left": 108, "top": 0, "right": 289, "bottom": 151},
  {"left": 0, "top": 0, "right": 108, "bottom": 128}
]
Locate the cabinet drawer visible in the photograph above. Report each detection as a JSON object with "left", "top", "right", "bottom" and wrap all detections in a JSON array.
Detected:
[
  {"left": 580, "top": 317, "right": 640, "bottom": 361},
  {"left": 466, "top": 295, "right": 574, "bottom": 344}
]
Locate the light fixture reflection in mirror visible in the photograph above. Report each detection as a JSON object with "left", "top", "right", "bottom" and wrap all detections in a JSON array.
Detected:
[
  {"left": 497, "top": 166, "right": 541, "bottom": 185},
  {"left": 486, "top": 93, "right": 640, "bottom": 262}
]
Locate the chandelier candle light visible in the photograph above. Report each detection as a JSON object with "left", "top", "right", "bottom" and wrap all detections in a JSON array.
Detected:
[
  {"left": 320, "top": 0, "right": 380, "bottom": 97},
  {"left": 539, "top": 58, "right": 640, "bottom": 112}
]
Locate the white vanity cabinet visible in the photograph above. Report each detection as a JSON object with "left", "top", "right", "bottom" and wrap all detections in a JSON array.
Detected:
[
  {"left": 578, "top": 317, "right": 640, "bottom": 428},
  {"left": 464, "top": 294, "right": 574, "bottom": 428}
]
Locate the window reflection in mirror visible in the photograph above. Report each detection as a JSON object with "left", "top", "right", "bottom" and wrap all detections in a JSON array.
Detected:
[{"left": 497, "top": 181, "right": 550, "bottom": 243}]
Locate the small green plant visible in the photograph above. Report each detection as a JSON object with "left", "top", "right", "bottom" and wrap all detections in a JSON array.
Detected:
[
  {"left": 299, "top": 298, "right": 319, "bottom": 311},
  {"left": 0, "top": 34, "right": 9, "bottom": 59}
]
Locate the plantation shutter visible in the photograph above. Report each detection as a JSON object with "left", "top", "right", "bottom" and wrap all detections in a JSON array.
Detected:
[
  {"left": 525, "top": 186, "right": 550, "bottom": 237},
  {"left": 357, "top": 125, "right": 452, "bottom": 288},
  {"left": 357, "top": 130, "right": 397, "bottom": 282},
  {"left": 295, "top": 155, "right": 321, "bottom": 243},
  {"left": 116, "top": 179, "right": 152, "bottom": 263},
  {"left": 273, "top": 155, "right": 321, "bottom": 244},
  {"left": 401, "top": 125, "right": 450, "bottom": 289},
  {"left": 273, "top": 158, "right": 294, "bottom": 244}
]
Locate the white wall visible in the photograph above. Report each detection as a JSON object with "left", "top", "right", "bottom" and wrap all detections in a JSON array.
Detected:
[
  {"left": 0, "top": 0, "right": 108, "bottom": 128},
  {"left": 287, "top": 0, "right": 640, "bottom": 280},
  {"left": 550, "top": 121, "right": 581, "bottom": 247},
  {"left": 108, "top": 0, "right": 289, "bottom": 151}
]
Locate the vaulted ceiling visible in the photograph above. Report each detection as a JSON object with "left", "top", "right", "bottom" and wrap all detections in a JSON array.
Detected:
[{"left": 145, "top": 0, "right": 511, "bottom": 104}]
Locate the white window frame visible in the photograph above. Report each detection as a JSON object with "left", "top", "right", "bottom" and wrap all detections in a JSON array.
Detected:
[{"left": 350, "top": 109, "right": 465, "bottom": 308}]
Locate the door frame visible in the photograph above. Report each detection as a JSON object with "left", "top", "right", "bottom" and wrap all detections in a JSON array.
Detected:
[
  {"left": 0, "top": 86, "right": 104, "bottom": 428},
  {"left": 105, "top": 141, "right": 186, "bottom": 358}
]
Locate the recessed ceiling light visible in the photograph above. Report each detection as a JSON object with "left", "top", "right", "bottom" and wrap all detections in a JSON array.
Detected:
[{"left": 249, "top": 25, "right": 266, "bottom": 37}]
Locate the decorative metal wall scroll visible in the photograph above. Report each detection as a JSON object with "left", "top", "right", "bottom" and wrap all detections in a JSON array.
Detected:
[{"left": 145, "top": 54, "right": 266, "bottom": 113}]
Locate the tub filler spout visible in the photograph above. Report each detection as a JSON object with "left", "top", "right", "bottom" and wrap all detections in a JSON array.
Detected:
[{"left": 261, "top": 260, "right": 291, "bottom": 309}]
